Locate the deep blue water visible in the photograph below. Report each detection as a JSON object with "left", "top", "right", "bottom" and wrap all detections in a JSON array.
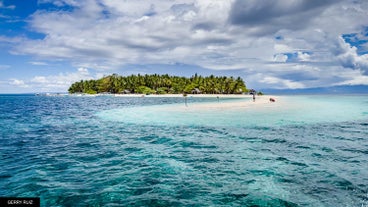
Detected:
[{"left": 0, "top": 94, "right": 367, "bottom": 207}]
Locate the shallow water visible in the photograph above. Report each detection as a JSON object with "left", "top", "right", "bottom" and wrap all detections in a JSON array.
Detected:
[
  {"left": 0, "top": 94, "right": 367, "bottom": 206},
  {"left": 98, "top": 95, "right": 368, "bottom": 127}
]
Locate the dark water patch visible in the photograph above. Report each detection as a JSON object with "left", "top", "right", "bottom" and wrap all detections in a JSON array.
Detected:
[
  {"left": 124, "top": 147, "right": 143, "bottom": 153},
  {"left": 137, "top": 135, "right": 158, "bottom": 142},
  {"left": 228, "top": 193, "right": 249, "bottom": 199},
  {"left": 149, "top": 136, "right": 173, "bottom": 145},
  {"left": 339, "top": 147, "right": 368, "bottom": 155},
  {"left": 126, "top": 198, "right": 182, "bottom": 207},
  {"left": 232, "top": 195, "right": 300, "bottom": 207},
  {"left": 276, "top": 157, "right": 289, "bottom": 162},
  {"left": 278, "top": 177, "right": 296, "bottom": 184},
  {"left": 239, "top": 137, "right": 263, "bottom": 143},
  {"left": 321, "top": 147, "right": 333, "bottom": 153},
  {"left": 175, "top": 186, "right": 203, "bottom": 200},
  {"left": 100, "top": 151, "right": 119, "bottom": 159},
  {"left": 217, "top": 192, "right": 249, "bottom": 204},
  {"left": 311, "top": 153, "right": 323, "bottom": 158},
  {"left": 75, "top": 142, "right": 96, "bottom": 148},
  {"left": 142, "top": 176, "right": 162, "bottom": 186},
  {"left": 305, "top": 186, "right": 334, "bottom": 195},
  {"left": 275, "top": 157, "right": 308, "bottom": 167},
  {"left": 289, "top": 161, "right": 308, "bottom": 167},
  {"left": 177, "top": 141, "right": 218, "bottom": 149},
  {"left": 0, "top": 174, "right": 12, "bottom": 179},
  {"left": 295, "top": 145, "right": 311, "bottom": 149},
  {"left": 129, "top": 186, "right": 154, "bottom": 196},
  {"left": 251, "top": 126, "right": 273, "bottom": 131},
  {"left": 332, "top": 178, "right": 357, "bottom": 190},
  {"left": 262, "top": 138, "right": 287, "bottom": 144},
  {"left": 195, "top": 156, "right": 220, "bottom": 164}
]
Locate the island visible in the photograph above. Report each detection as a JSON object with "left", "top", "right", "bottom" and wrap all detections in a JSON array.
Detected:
[{"left": 68, "top": 73, "right": 249, "bottom": 95}]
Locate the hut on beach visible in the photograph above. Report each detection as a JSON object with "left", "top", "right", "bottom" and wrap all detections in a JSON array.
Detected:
[
  {"left": 191, "top": 88, "right": 201, "bottom": 94},
  {"left": 122, "top": 89, "right": 131, "bottom": 94}
]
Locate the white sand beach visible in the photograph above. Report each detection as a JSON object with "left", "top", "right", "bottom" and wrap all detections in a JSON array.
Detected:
[
  {"left": 72, "top": 93, "right": 280, "bottom": 111},
  {"left": 110, "top": 93, "right": 281, "bottom": 110},
  {"left": 176, "top": 95, "right": 280, "bottom": 111},
  {"left": 113, "top": 94, "right": 252, "bottom": 98}
]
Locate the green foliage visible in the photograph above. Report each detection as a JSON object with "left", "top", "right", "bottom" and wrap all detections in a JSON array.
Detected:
[
  {"left": 85, "top": 89, "right": 97, "bottom": 94},
  {"left": 183, "top": 83, "right": 197, "bottom": 94},
  {"left": 135, "top": 86, "right": 155, "bottom": 95},
  {"left": 68, "top": 73, "right": 248, "bottom": 94},
  {"left": 156, "top": 87, "right": 168, "bottom": 94}
]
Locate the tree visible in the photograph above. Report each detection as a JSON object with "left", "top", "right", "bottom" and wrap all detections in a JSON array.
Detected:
[{"left": 135, "top": 86, "right": 155, "bottom": 94}]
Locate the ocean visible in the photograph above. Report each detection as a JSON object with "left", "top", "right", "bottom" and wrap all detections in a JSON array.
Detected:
[{"left": 0, "top": 94, "right": 367, "bottom": 207}]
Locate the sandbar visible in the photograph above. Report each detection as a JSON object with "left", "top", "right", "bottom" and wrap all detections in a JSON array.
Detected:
[{"left": 161, "top": 95, "right": 281, "bottom": 111}]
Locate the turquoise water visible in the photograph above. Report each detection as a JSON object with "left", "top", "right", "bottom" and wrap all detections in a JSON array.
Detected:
[
  {"left": 98, "top": 95, "right": 368, "bottom": 127},
  {"left": 0, "top": 94, "right": 367, "bottom": 206}
]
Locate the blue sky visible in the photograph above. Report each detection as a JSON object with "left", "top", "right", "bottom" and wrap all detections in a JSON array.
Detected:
[{"left": 1, "top": 0, "right": 368, "bottom": 93}]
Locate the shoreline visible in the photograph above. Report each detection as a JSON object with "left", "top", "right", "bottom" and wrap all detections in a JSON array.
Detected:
[
  {"left": 114, "top": 94, "right": 252, "bottom": 98},
  {"left": 39, "top": 93, "right": 280, "bottom": 110},
  {"left": 173, "top": 95, "right": 280, "bottom": 111},
  {"left": 48, "top": 93, "right": 280, "bottom": 109},
  {"left": 64, "top": 93, "right": 257, "bottom": 98}
]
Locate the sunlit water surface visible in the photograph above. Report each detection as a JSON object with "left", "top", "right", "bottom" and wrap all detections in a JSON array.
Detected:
[{"left": 1, "top": 94, "right": 367, "bottom": 206}]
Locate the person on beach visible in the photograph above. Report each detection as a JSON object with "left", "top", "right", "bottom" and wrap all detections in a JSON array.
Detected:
[
  {"left": 183, "top": 93, "right": 188, "bottom": 107},
  {"left": 249, "top": 89, "right": 256, "bottom": 102}
]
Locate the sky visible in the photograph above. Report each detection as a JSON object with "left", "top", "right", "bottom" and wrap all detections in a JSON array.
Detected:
[{"left": 0, "top": 0, "right": 368, "bottom": 93}]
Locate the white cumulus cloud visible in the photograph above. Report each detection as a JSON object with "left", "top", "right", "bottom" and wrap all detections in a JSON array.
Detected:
[
  {"left": 259, "top": 76, "right": 305, "bottom": 89},
  {"left": 7, "top": 68, "right": 96, "bottom": 92},
  {"left": 10, "top": 79, "right": 29, "bottom": 88},
  {"left": 334, "top": 36, "right": 368, "bottom": 74},
  {"left": 273, "top": 54, "right": 288, "bottom": 63}
]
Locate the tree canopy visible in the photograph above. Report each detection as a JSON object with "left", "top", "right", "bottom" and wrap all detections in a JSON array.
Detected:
[{"left": 68, "top": 73, "right": 248, "bottom": 95}]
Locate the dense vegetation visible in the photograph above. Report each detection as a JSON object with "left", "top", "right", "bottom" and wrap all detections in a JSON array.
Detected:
[{"left": 68, "top": 73, "right": 248, "bottom": 94}]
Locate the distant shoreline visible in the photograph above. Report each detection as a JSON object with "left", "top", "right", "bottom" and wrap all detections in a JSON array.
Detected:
[
  {"left": 38, "top": 93, "right": 257, "bottom": 98},
  {"left": 113, "top": 94, "right": 252, "bottom": 98}
]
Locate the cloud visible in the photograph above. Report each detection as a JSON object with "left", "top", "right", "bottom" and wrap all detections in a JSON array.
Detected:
[
  {"left": 9, "top": 79, "right": 29, "bottom": 88},
  {"left": 335, "top": 69, "right": 368, "bottom": 85},
  {"left": 297, "top": 52, "right": 311, "bottom": 62},
  {"left": 229, "top": 0, "right": 342, "bottom": 36},
  {"left": 77, "top": 67, "right": 89, "bottom": 74},
  {"left": 334, "top": 36, "right": 368, "bottom": 74},
  {"left": 273, "top": 54, "right": 288, "bottom": 63},
  {"left": 29, "top": 61, "right": 48, "bottom": 66},
  {"left": 29, "top": 67, "right": 95, "bottom": 91},
  {"left": 0, "top": 65, "right": 10, "bottom": 70},
  {"left": 4, "top": 0, "right": 368, "bottom": 90},
  {"left": 15, "top": 0, "right": 236, "bottom": 70},
  {"left": 0, "top": 0, "right": 15, "bottom": 9},
  {"left": 37, "top": 0, "right": 79, "bottom": 7},
  {"left": 0, "top": 36, "right": 24, "bottom": 44},
  {"left": 257, "top": 75, "right": 305, "bottom": 89},
  {"left": 7, "top": 68, "right": 96, "bottom": 92}
]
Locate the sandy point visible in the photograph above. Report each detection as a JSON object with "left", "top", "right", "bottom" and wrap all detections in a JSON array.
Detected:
[{"left": 171, "top": 95, "right": 281, "bottom": 111}]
